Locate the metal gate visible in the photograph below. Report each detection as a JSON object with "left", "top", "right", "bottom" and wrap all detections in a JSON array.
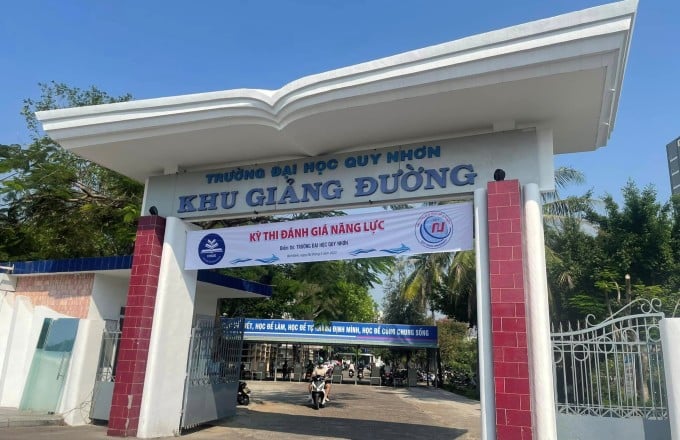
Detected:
[
  {"left": 90, "top": 319, "right": 121, "bottom": 421},
  {"left": 551, "top": 299, "right": 670, "bottom": 439},
  {"left": 180, "top": 317, "right": 245, "bottom": 431}
]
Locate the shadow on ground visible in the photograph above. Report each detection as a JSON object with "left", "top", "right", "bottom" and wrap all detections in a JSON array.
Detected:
[{"left": 211, "top": 409, "right": 469, "bottom": 439}]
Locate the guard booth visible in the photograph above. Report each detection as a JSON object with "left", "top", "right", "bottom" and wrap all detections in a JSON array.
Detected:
[{"left": 35, "top": 2, "right": 637, "bottom": 438}]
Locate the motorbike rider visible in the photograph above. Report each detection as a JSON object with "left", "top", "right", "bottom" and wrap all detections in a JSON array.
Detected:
[
  {"left": 305, "top": 359, "right": 314, "bottom": 379},
  {"left": 308, "top": 357, "right": 332, "bottom": 402}
]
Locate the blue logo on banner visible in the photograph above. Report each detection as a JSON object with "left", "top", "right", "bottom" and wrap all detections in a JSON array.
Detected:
[
  {"left": 198, "top": 233, "right": 225, "bottom": 265},
  {"left": 415, "top": 211, "right": 453, "bottom": 249}
]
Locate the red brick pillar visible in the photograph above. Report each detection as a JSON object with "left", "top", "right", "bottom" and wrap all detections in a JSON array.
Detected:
[
  {"left": 487, "top": 180, "right": 533, "bottom": 440},
  {"left": 108, "top": 216, "right": 166, "bottom": 437}
]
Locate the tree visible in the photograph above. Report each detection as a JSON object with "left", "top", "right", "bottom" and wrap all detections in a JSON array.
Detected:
[
  {"left": 222, "top": 259, "right": 389, "bottom": 323},
  {"left": 402, "top": 252, "right": 451, "bottom": 322},
  {"left": 542, "top": 166, "right": 592, "bottom": 222},
  {"left": 548, "top": 180, "right": 680, "bottom": 323},
  {"left": 436, "top": 250, "right": 477, "bottom": 324},
  {"left": 421, "top": 166, "right": 592, "bottom": 324},
  {"left": 578, "top": 181, "right": 678, "bottom": 319},
  {"left": 0, "top": 82, "right": 142, "bottom": 260},
  {"left": 588, "top": 181, "right": 673, "bottom": 288},
  {"left": 382, "top": 260, "right": 428, "bottom": 325},
  {"left": 545, "top": 217, "right": 603, "bottom": 322}
]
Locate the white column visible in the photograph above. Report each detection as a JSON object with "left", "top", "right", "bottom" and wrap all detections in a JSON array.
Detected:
[
  {"left": 536, "top": 127, "right": 555, "bottom": 192},
  {"left": 58, "top": 319, "right": 105, "bottom": 425},
  {"left": 474, "top": 188, "right": 495, "bottom": 440},
  {"left": 138, "top": 217, "right": 198, "bottom": 438},
  {"left": 0, "top": 291, "right": 16, "bottom": 391},
  {"left": 661, "top": 318, "right": 680, "bottom": 440},
  {"left": 523, "top": 183, "right": 557, "bottom": 439},
  {"left": 0, "top": 296, "right": 34, "bottom": 406}
]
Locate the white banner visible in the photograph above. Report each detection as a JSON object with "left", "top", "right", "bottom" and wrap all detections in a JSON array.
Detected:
[{"left": 185, "top": 203, "right": 473, "bottom": 269}]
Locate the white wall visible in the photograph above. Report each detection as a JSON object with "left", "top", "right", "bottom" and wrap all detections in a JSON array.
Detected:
[
  {"left": 0, "top": 291, "right": 16, "bottom": 390},
  {"left": 661, "top": 318, "right": 680, "bottom": 440},
  {"left": 0, "top": 299, "right": 68, "bottom": 407},
  {"left": 58, "top": 319, "right": 105, "bottom": 426},
  {"left": 194, "top": 289, "right": 220, "bottom": 319},
  {"left": 88, "top": 274, "right": 128, "bottom": 321}
]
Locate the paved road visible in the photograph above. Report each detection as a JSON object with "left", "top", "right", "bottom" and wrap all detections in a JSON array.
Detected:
[{"left": 1, "top": 381, "right": 481, "bottom": 439}]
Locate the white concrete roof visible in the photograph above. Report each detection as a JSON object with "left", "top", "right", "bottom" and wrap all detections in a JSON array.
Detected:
[{"left": 37, "top": 1, "right": 637, "bottom": 183}]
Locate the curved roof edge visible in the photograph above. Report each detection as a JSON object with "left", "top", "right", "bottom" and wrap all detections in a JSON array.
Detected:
[{"left": 36, "top": 1, "right": 637, "bottom": 182}]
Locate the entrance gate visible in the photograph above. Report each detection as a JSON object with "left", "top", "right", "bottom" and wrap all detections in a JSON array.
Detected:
[
  {"left": 551, "top": 299, "right": 670, "bottom": 439},
  {"left": 179, "top": 317, "right": 245, "bottom": 431},
  {"left": 91, "top": 320, "right": 122, "bottom": 421},
  {"left": 35, "top": 5, "right": 638, "bottom": 437}
]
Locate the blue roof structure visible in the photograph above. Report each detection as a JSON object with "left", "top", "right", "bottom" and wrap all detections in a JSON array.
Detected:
[{"left": 3, "top": 256, "right": 272, "bottom": 297}]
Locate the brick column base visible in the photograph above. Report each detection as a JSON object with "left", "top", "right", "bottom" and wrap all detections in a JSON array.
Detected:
[
  {"left": 487, "top": 180, "right": 533, "bottom": 440},
  {"left": 108, "top": 216, "right": 166, "bottom": 437}
]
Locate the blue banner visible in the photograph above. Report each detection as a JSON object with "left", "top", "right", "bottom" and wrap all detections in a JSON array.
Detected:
[{"left": 234, "top": 318, "right": 438, "bottom": 348}]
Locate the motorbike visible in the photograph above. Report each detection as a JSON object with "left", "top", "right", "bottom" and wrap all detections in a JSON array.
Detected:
[
  {"left": 393, "top": 369, "right": 408, "bottom": 387},
  {"left": 309, "top": 375, "right": 327, "bottom": 410},
  {"left": 237, "top": 381, "right": 251, "bottom": 405},
  {"left": 357, "top": 366, "right": 364, "bottom": 380},
  {"left": 380, "top": 368, "right": 393, "bottom": 387},
  {"left": 348, "top": 365, "right": 355, "bottom": 378}
]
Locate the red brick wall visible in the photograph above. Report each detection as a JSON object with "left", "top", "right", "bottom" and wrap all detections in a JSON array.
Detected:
[
  {"left": 108, "top": 216, "right": 166, "bottom": 437},
  {"left": 487, "top": 180, "right": 533, "bottom": 440},
  {"left": 15, "top": 274, "right": 93, "bottom": 318}
]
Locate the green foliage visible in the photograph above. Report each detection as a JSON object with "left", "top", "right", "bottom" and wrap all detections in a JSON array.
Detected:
[
  {"left": 222, "top": 258, "right": 390, "bottom": 323},
  {"left": 401, "top": 252, "right": 451, "bottom": 320},
  {"left": 437, "top": 319, "right": 476, "bottom": 374},
  {"left": 438, "top": 318, "right": 479, "bottom": 399},
  {"left": 436, "top": 250, "right": 476, "bottom": 323},
  {"left": 588, "top": 181, "right": 673, "bottom": 286},
  {"left": 382, "top": 260, "right": 428, "bottom": 325},
  {"left": 549, "top": 179, "right": 680, "bottom": 324},
  {"left": 0, "top": 82, "right": 142, "bottom": 261}
]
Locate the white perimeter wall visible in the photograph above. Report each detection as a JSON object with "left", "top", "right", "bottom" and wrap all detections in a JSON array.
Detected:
[
  {"left": 194, "top": 289, "right": 221, "bottom": 319},
  {"left": 0, "top": 278, "right": 108, "bottom": 426},
  {"left": 0, "top": 285, "right": 17, "bottom": 391},
  {"left": 0, "top": 300, "right": 69, "bottom": 407},
  {"left": 661, "top": 318, "right": 680, "bottom": 440},
  {"left": 58, "top": 318, "right": 105, "bottom": 425},
  {"left": 88, "top": 274, "right": 128, "bottom": 321}
]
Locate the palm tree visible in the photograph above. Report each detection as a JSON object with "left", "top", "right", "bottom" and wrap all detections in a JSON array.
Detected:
[
  {"left": 441, "top": 250, "right": 477, "bottom": 323},
  {"left": 402, "top": 252, "right": 452, "bottom": 322},
  {"left": 543, "top": 167, "right": 592, "bottom": 222},
  {"left": 397, "top": 166, "right": 592, "bottom": 324},
  {"left": 542, "top": 167, "right": 596, "bottom": 321}
]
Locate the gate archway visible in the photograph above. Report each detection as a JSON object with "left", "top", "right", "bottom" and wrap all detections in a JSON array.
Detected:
[{"left": 36, "top": 3, "right": 637, "bottom": 438}]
